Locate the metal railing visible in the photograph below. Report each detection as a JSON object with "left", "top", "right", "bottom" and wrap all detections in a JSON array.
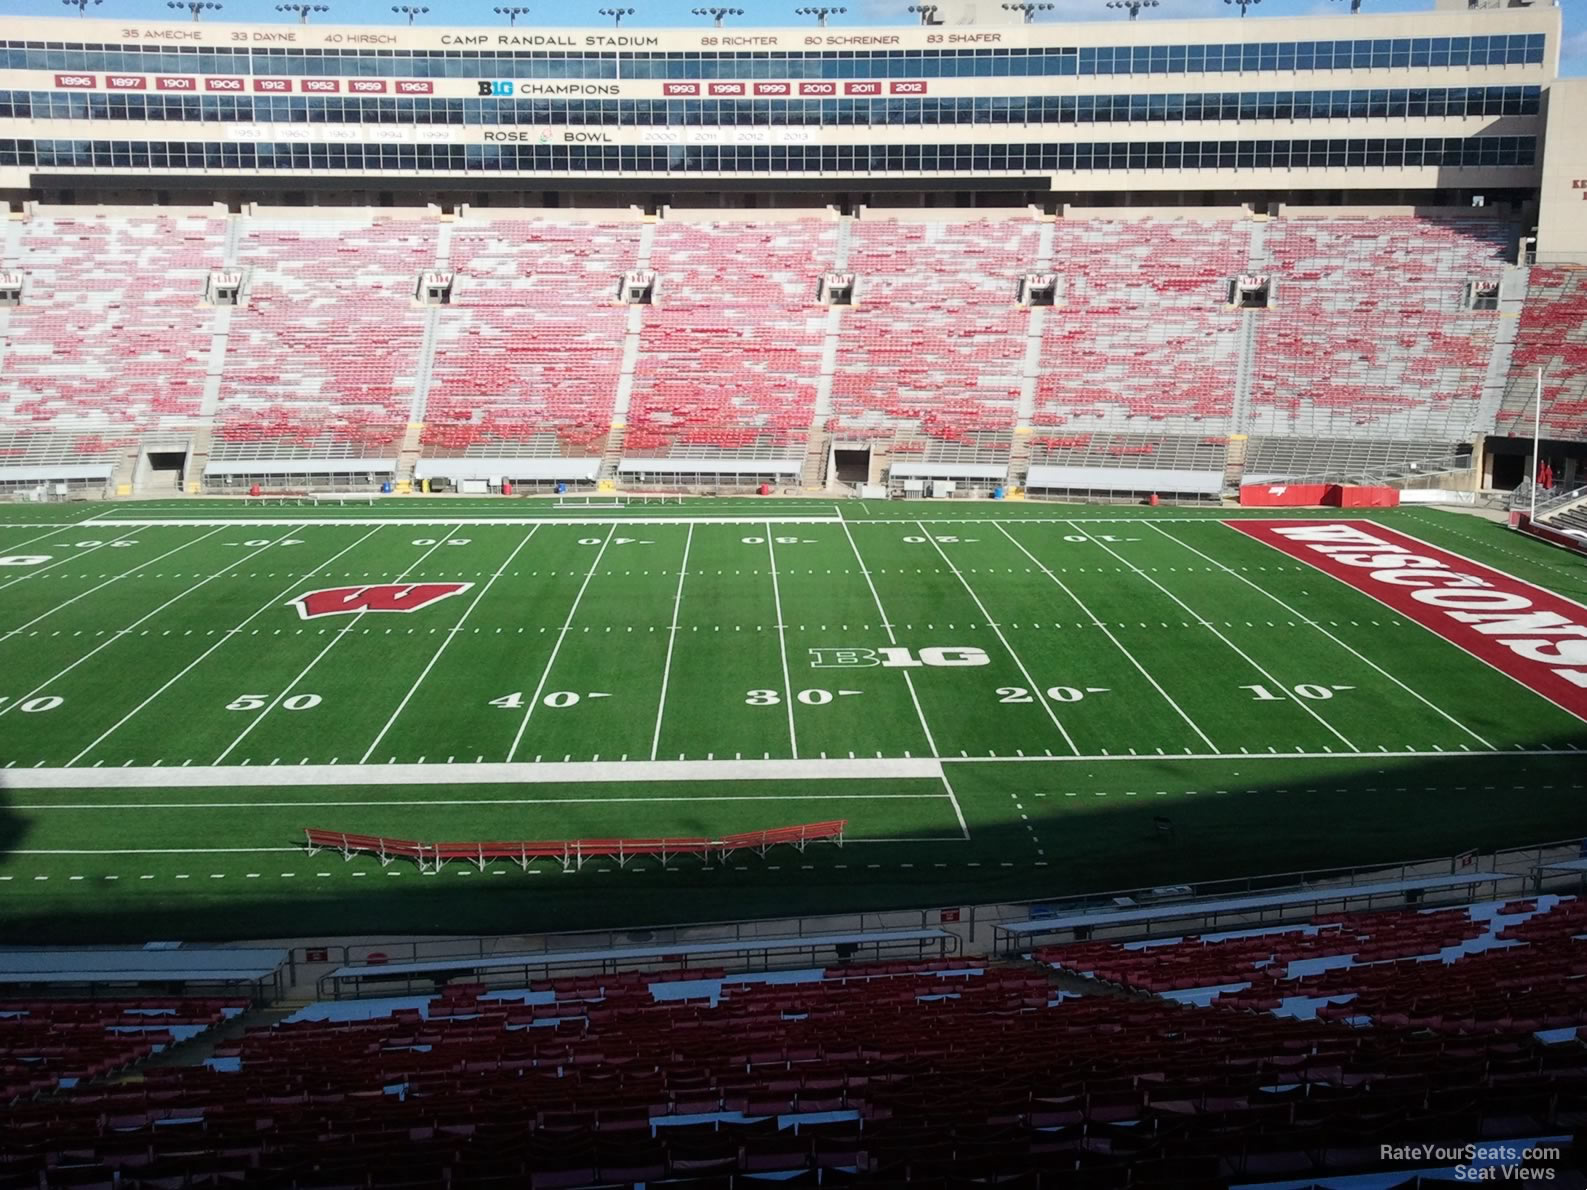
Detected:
[{"left": 278, "top": 835, "right": 1585, "bottom": 994}]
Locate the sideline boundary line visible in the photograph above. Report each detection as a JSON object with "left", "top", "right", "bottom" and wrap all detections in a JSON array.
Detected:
[
  {"left": 19, "top": 793, "right": 957, "bottom": 810},
  {"left": 6, "top": 748, "right": 1578, "bottom": 790}
]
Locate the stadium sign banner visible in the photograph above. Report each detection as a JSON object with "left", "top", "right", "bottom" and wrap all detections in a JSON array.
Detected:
[{"left": 1228, "top": 520, "right": 1587, "bottom": 720}]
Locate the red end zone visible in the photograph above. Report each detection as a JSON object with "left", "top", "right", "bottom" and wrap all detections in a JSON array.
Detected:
[{"left": 1227, "top": 520, "right": 1587, "bottom": 722}]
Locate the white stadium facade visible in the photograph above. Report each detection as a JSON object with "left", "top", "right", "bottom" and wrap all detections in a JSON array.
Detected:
[{"left": 0, "top": 0, "right": 1584, "bottom": 507}]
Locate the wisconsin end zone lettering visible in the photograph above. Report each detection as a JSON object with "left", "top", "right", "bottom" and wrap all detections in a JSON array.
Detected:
[{"left": 1228, "top": 521, "right": 1587, "bottom": 719}]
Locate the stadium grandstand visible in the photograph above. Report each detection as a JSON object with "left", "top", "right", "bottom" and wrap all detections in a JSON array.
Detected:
[
  {"left": 0, "top": 0, "right": 1584, "bottom": 501},
  {"left": 4, "top": 0, "right": 1587, "bottom": 1184}
]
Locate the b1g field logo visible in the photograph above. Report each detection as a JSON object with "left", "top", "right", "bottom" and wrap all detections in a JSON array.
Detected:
[
  {"left": 809, "top": 646, "right": 989, "bottom": 669},
  {"left": 289, "top": 583, "right": 473, "bottom": 620}
]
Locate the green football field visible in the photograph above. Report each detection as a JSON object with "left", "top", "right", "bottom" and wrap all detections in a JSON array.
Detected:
[{"left": 0, "top": 496, "right": 1583, "bottom": 944}]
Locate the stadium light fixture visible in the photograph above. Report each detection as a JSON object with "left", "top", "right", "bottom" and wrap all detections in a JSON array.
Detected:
[
  {"left": 62, "top": 0, "right": 103, "bottom": 15},
  {"left": 598, "top": 5, "right": 635, "bottom": 24},
  {"left": 795, "top": 6, "right": 845, "bottom": 25},
  {"left": 1223, "top": 0, "right": 1261, "bottom": 14},
  {"left": 392, "top": 4, "right": 427, "bottom": 21},
  {"left": 1001, "top": 2, "right": 1053, "bottom": 22},
  {"left": 276, "top": 2, "right": 327, "bottom": 19},
  {"left": 692, "top": 6, "right": 743, "bottom": 25},
  {"left": 168, "top": 0, "right": 221, "bottom": 18},
  {"left": 907, "top": 4, "right": 940, "bottom": 25},
  {"left": 495, "top": 4, "right": 529, "bottom": 21},
  {"left": 1105, "top": 0, "right": 1157, "bottom": 18}
]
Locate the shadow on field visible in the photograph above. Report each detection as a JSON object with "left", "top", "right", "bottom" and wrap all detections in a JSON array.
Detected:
[{"left": 1, "top": 744, "right": 1585, "bottom": 949}]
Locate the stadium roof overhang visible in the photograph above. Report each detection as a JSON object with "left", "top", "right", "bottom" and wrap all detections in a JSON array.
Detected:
[
  {"left": 0, "top": 464, "right": 114, "bottom": 483},
  {"left": 415, "top": 458, "right": 601, "bottom": 483},
  {"left": 204, "top": 459, "right": 397, "bottom": 477},
  {"left": 0, "top": 946, "right": 288, "bottom": 989},
  {"left": 1025, "top": 464, "right": 1222, "bottom": 495},
  {"left": 890, "top": 463, "right": 1009, "bottom": 481},
  {"left": 618, "top": 457, "right": 802, "bottom": 476}
]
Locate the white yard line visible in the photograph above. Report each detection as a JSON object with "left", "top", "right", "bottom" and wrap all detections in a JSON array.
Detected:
[
  {"left": 1154, "top": 522, "right": 1496, "bottom": 750},
  {"left": 650, "top": 524, "right": 694, "bottom": 762},
  {"left": 358, "top": 526, "right": 542, "bottom": 764},
  {"left": 993, "top": 522, "right": 1219, "bottom": 753},
  {"left": 0, "top": 529, "right": 263, "bottom": 722},
  {"left": 1067, "top": 520, "right": 1358, "bottom": 752},
  {"left": 21, "top": 792, "right": 954, "bottom": 811},
  {"left": 506, "top": 524, "right": 617, "bottom": 764},
  {"left": 23, "top": 756, "right": 949, "bottom": 788},
  {"left": 64, "top": 528, "right": 384, "bottom": 767},
  {"left": 0, "top": 526, "right": 144, "bottom": 594},
  {"left": 213, "top": 528, "right": 463, "bottom": 764},
  {"left": 839, "top": 519, "right": 939, "bottom": 758},
  {"left": 86, "top": 515, "right": 846, "bottom": 529},
  {"left": 6, "top": 746, "right": 1574, "bottom": 791},
  {"left": 766, "top": 522, "right": 800, "bottom": 760},
  {"left": 915, "top": 520, "right": 1080, "bottom": 756},
  {"left": 1, "top": 527, "right": 227, "bottom": 642}
]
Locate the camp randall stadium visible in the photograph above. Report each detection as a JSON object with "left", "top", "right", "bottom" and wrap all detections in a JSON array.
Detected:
[{"left": 3, "top": 0, "right": 1587, "bottom": 1182}]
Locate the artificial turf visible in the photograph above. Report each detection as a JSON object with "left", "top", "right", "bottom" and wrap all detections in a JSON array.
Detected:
[{"left": 0, "top": 497, "right": 1582, "bottom": 943}]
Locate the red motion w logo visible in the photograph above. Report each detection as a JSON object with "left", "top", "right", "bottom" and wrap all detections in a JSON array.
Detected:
[{"left": 289, "top": 583, "right": 473, "bottom": 620}]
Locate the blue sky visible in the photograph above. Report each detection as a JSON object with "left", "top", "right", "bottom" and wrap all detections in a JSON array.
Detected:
[{"left": 7, "top": 0, "right": 1581, "bottom": 75}]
